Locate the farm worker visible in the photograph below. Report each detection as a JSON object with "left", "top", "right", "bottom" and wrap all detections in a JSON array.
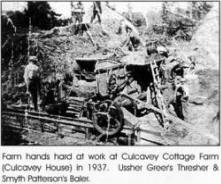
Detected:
[
  {"left": 41, "top": 76, "right": 57, "bottom": 111},
  {"left": 24, "top": 56, "right": 41, "bottom": 111},
  {"left": 117, "top": 19, "right": 139, "bottom": 35},
  {"left": 71, "top": 1, "right": 85, "bottom": 24},
  {"left": 91, "top": 1, "right": 102, "bottom": 24},
  {"left": 121, "top": 26, "right": 142, "bottom": 51},
  {"left": 167, "top": 77, "right": 189, "bottom": 121},
  {"left": 121, "top": 72, "right": 141, "bottom": 97},
  {"left": 170, "top": 59, "right": 189, "bottom": 79}
]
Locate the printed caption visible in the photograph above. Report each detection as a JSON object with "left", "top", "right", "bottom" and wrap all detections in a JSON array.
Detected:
[{"left": 1, "top": 152, "right": 220, "bottom": 183}]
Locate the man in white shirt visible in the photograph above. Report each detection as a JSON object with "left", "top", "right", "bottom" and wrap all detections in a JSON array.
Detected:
[{"left": 24, "top": 56, "right": 40, "bottom": 111}]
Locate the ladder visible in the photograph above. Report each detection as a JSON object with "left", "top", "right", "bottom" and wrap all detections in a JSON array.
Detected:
[{"left": 149, "top": 59, "right": 167, "bottom": 127}]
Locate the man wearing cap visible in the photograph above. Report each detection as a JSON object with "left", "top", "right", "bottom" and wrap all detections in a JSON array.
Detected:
[{"left": 24, "top": 56, "right": 40, "bottom": 111}]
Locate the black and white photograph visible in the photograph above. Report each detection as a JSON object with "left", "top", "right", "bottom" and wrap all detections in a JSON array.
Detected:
[{"left": 1, "top": 1, "right": 219, "bottom": 146}]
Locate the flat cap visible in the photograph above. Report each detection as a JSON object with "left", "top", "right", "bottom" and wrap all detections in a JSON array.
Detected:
[{"left": 29, "top": 56, "right": 38, "bottom": 61}]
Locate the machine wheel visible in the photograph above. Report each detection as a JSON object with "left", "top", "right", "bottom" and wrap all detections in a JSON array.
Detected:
[{"left": 92, "top": 102, "right": 124, "bottom": 137}]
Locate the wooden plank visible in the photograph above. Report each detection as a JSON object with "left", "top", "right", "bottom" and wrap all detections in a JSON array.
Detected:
[
  {"left": 2, "top": 111, "right": 93, "bottom": 128},
  {"left": 6, "top": 107, "right": 83, "bottom": 122},
  {"left": 95, "top": 63, "right": 125, "bottom": 74},
  {"left": 3, "top": 111, "right": 134, "bottom": 136}
]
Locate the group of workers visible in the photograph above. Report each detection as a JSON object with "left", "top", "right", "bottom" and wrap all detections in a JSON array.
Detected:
[
  {"left": 105, "top": 43, "right": 191, "bottom": 122},
  {"left": 71, "top": 1, "right": 142, "bottom": 52},
  {"left": 70, "top": 1, "right": 102, "bottom": 25},
  {"left": 23, "top": 1, "right": 191, "bottom": 123},
  {"left": 70, "top": 1, "right": 143, "bottom": 52},
  {"left": 156, "top": 54, "right": 191, "bottom": 121},
  {"left": 23, "top": 51, "right": 191, "bottom": 122},
  {"left": 23, "top": 1, "right": 103, "bottom": 112}
]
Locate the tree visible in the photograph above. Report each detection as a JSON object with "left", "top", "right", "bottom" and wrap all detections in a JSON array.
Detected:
[
  {"left": 6, "top": 11, "right": 27, "bottom": 30},
  {"left": 25, "top": 1, "right": 61, "bottom": 30}
]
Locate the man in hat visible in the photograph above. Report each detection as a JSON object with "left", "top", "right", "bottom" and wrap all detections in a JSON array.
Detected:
[
  {"left": 170, "top": 60, "right": 189, "bottom": 79},
  {"left": 24, "top": 56, "right": 40, "bottom": 111},
  {"left": 167, "top": 77, "right": 189, "bottom": 121}
]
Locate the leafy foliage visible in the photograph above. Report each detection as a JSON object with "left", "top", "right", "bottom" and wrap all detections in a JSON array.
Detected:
[
  {"left": 5, "top": 11, "right": 27, "bottom": 31},
  {"left": 3, "top": 2, "right": 68, "bottom": 31},
  {"left": 1, "top": 2, "right": 69, "bottom": 74},
  {"left": 158, "top": 2, "right": 206, "bottom": 40},
  {"left": 25, "top": 1, "right": 61, "bottom": 30}
]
